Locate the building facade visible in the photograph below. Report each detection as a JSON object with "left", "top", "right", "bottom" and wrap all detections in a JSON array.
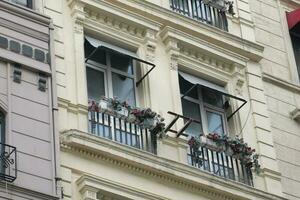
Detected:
[
  {"left": 0, "top": 0, "right": 60, "bottom": 199},
  {"left": 34, "top": 0, "right": 300, "bottom": 200}
]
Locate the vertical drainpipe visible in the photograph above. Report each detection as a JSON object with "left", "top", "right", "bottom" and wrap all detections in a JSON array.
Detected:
[{"left": 49, "top": 20, "right": 62, "bottom": 198}]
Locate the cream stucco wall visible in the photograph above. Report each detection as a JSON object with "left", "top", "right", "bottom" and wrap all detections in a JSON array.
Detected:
[
  {"left": 249, "top": 0, "right": 300, "bottom": 199},
  {"left": 40, "top": 0, "right": 299, "bottom": 199}
]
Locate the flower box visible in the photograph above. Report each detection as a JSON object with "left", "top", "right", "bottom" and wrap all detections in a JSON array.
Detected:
[
  {"left": 199, "top": 136, "right": 226, "bottom": 152},
  {"left": 203, "top": 0, "right": 226, "bottom": 10}
]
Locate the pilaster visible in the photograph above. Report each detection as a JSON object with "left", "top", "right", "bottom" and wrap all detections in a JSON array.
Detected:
[
  {"left": 69, "top": 2, "right": 88, "bottom": 132},
  {"left": 246, "top": 61, "right": 283, "bottom": 196}
]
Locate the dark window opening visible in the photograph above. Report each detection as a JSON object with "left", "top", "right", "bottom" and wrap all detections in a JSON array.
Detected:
[
  {"left": 290, "top": 26, "right": 300, "bottom": 80},
  {"left": 10, "top": 0, "right": 33, "bottom": 8}
]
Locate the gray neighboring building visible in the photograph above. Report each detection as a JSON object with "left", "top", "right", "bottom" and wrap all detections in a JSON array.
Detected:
[{"left": 0, "top": 1, "right": 60, "bottom": 199}]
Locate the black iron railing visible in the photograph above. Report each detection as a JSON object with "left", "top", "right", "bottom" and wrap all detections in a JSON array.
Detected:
[
  {"left": 88, "top": 110, "right": 157, "bottom": 154},
  {"left": 0, "top": 143, "right": 17, "bottom": 182},
  {"left": 170, "top": 0, "right": 228, "bottom": 31},
  {"left": 189, "top": 146, "right": 253, "bottom": 186}
]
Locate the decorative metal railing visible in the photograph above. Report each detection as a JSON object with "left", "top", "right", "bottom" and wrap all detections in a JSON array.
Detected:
[
  {"left": 0, "top": 143, "right": 17, "bottom": 182},
  {"left": 170, "top": 0, "right": 228, "bottom": 31},
  {"left": 88, "top": 110, "right": 157, "bottom": 154},
  {"left": 188, "top": 145, "right": 253, "bottom": 186}
]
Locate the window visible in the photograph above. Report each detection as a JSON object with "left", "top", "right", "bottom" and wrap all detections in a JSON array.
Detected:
[
  {"left": 179, "top": 72, "right": 227, "bottom": 137},
  {"left": 290, "top": 29, "right": 300, "bottom": 80},
  {"left": 287, "top": 9, "right": 300, "bottom": 80},
  {"left": 6, "top": 0, "right": 33, "bottom": 8},
  {"left": 85, "top": 38, "right": 136, "bottom": 106}
]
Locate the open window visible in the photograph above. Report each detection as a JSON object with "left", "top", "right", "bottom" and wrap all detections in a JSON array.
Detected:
[
  {"left": 178, "top": 71, "right": 246, "bottom": 137},
  {"left": 287, "top": 9, "right": 300, "bottom": 80},
  {"left": 84, "top": 36, "right": 155, "bottom": 106}
]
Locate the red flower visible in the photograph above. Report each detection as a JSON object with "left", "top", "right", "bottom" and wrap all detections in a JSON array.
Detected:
[{"left": 88, "top": 100, "right": 99, "bottom": 112}]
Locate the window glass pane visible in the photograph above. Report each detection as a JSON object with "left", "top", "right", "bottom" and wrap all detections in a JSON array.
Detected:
[
  {"left": 181, "top": 99, "right": 202, "bottom": 137},
  {"left": 86, "top": 67, "right": 105, "bottom": 102},
  {"left": 84, "top": 39, "right": 106, "bottom": 65},
  {"left": 0, "top": 112, "right": 4, "bottom": 144},
  {"left": 291, "top": 34, "right": 300, "bottom": 79},
  {"left": 11, "top": 0, "right": 29, "bottom": 7},
  {"left": 206, "top": 111, "right": 224, "bottom": 135},
  {"left": 110, "top": 52, "right": 133, "bottom": 74},
  {"left": 202, "top": 87, "right": 223, "bottom": 108},
  {"left": 112, "top": 73, "right": 136, "bottom": 106},
  {"left": 178, "top": 74, "right": 198, "bottom": 99}
]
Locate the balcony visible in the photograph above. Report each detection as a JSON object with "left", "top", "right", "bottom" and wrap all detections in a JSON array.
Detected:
[
  {"left": 0, "top": 143, "right": 17, "bottom": 182},
  {"left": 189, "top": 144, "right": 253, "bottom": 186},
  {"left": 186, "top": 133, "right": 259, "bottom": 187},
  {"left": 88, "top": 99, "right": 160, "bottom": 154},
  {"left": 170, "top": 0, "right": 228, "bottom": 31}
]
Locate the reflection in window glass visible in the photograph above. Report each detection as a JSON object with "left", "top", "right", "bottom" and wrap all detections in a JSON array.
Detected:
[
  {"left": 86, "top": 68, "right": 105, "bottom": 102},
  {"left": 110, "top": 52, "right": 133, "bottom": 74},
  {"left": 181, "top": 99, "right": 202, "bottom": 137},
  {"left": 206, "top": 111, "right": 224, "bottom": 135},
  {"left": 11, "top": 0, "right": 30, "bottom": 7},
  {"left": 202, "top": 87, "right": 223, "bottom": 108},
  {"left": 112, "top": 73, "right": 135, "bottom": 106}
]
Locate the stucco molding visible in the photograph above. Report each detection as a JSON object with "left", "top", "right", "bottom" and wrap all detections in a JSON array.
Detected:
[
  {"left": 68, "top": 0, "right": 161, "bottom": 52},
  {"left": 60, "top": 129, "right": 287, "bottom": 200},
  {"left": 107, "top": 0, "right": 264, "bottom": 62},
  {"left": 160, "top": 26, "right": 250, "bottom": 66},
  {"left": 0, "top": 183, "right": 59, "bottom": 200},
  {"left": 58, "top": 97, "right": 88, "bottom": 115},
  {"left": 77, "top": 175, "right": 171, "bottom": 200}
]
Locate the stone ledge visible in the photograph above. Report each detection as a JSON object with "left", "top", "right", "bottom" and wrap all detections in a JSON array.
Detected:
[
  {"left": 262, "top": 73, "right": 300, "bottom": 93},
  {"left": 60, "top": 129, "right": 287, "bottom": 200},
  {"left": 0, "top": 182, "right": 59, "bottom": 200}
]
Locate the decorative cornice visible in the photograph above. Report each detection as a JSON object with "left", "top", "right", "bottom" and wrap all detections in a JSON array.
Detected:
[
  {"left": 109, "top": 0, "right": 264, "bottom": 62},
  {"left": 84, "top": 8, "right": 146, "bottom": 39},
  {"left": 60, "top": 129, "right": 287, "bottom": 200},
  {"left": 160, "top": 26, "right": 250, "bottom": 66}
]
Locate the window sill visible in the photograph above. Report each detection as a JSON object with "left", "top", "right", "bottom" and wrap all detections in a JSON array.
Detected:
[{"left": 60, "top": 129, "right": 286, "bottom": 200}]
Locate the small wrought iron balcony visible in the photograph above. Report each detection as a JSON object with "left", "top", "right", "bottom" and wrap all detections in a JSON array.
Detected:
[
  {"left": 0, "top": 143, "right": 17, "bottom": 182},
  {"left": 189, "top": 144, "right": 253, "bottom": 186},
  {"left": 170, "top": 0, "right": 228, "bottom": 31},
  {"left": 88, "top": 103, "right": 158, "bottom": 154}
]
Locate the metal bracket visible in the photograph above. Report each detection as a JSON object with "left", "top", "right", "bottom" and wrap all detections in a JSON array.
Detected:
[{"left": 165, "top": 111, "right": 201, "bottom": 138}]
